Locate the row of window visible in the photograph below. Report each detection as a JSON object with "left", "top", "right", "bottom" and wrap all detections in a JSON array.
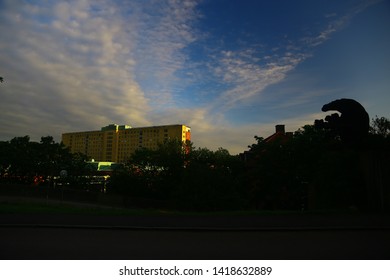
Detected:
[{"left": 121, "top": 128, "right": 169, "bottom": 134}]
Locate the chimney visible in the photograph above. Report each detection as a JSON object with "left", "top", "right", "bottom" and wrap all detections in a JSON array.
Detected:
[{"left": 275, "top": 124, "right": 285, "bottom": 134}]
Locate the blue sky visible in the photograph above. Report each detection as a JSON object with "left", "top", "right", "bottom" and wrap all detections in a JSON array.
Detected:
[{"left": 0, "top": 0, "right": 389, "bottom": 154}]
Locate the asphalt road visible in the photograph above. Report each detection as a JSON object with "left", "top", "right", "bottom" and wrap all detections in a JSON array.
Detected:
[
  {"left": 1, "top": 195, "right": 390, "bottom": 260},
  {"left": 1, "top": 226, "right": 389, "bottom": 260}
]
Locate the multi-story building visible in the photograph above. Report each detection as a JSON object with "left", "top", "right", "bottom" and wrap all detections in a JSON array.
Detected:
[{"left": 62, "top": 124, "right": 191, "bottom": 163}]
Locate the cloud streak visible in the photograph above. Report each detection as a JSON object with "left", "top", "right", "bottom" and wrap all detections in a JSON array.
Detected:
[
  {"left": 304, "top": 0, "right": 383, "bottom": 47},
  {"left": 208, "top": 49, "right": 308, "bottom": 111},
  {"left": 0, "top": 0, "right": 200, "bottom": 137},
  {"left": 0, "top": 0, "right": 385, "bottom": 154},
  {"left": 205, "top": 1, "right": 382, "bottom": 113}
]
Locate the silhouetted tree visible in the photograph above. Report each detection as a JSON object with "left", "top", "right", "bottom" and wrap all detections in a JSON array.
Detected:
[
  {"left": 244, "top": 131, "right": 308, "bottom": 210},
  {"left": 108, "top": 139, "right": 245, "bottom": 211},
  {"left": 35, "top": 136, "right": 79, "bottom": 178},
  {"left": 7, "top": 136, "right": 35, "bottom": 178},
  {"left": 244, "top": 123, "right": 367, "bottom": 211},
  {"left": 109, "top": 139, "right": 192, "bottom": 202},
  {"left": 0, "top": 136, "right": 88, "bottom": 184},
  {"left": 0, "top": 141, "right": 12, "bottom": 177},
  {"left": 370, "top": 116, "right": 390, "bottom": 138},
  {"left": 175, "top": 146, "right": 244, "bottom": 211}
]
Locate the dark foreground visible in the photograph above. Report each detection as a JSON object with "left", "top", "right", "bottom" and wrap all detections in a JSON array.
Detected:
[
  {"left": 1, "top": 227, "right": 390, "bottom": 259},
  {"left": 1, "top": 212, "right": 390, "bottom": 260}
]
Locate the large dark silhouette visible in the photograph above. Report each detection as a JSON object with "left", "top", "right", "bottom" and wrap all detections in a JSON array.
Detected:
[{"left": 315, "top": 98, "right": 369, "bottom": 144}]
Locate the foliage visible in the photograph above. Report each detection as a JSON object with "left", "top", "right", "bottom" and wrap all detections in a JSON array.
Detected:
[
  {"left": 370, "top": 115, "right": 390, "bottom": 138},
  {"left": 0, "top": 135, "right": 88, "bottom": 184},
  {"left": 2, "top": 115, "right": 389, "bottom": 212},
  {"left": 107, "top": 117, "right": 390, "bottom": 212},
  {"left": 244, "top": 124, "right": 366, "bottom": 211},
  {"left": 109, "top": 139, "right": 245, "bottom": 211},
  {"left": 245, "top": 118, "right": 390, "bottom": 212}
]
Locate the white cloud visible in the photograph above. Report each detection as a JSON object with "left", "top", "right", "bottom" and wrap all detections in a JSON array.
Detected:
[
  {"left": 205, "top": 1, "right": 383, "bottom": 112},
  {"left": 131, "top": 0, "right": 201, "bottom": 107},
  {"left": 0, "top": 0, "right": 200, "bottom": 142},
  {"left": 304, "top": 0, "right": 383, "bottom": 47},
  {"left": 204, "top": 48, "right": 308, "bottom": 112},
  {"left": 0, "top": 0, "right": 383, "bottom": 155},
  {"left": 191, "top": 0, "right": 383, "bottom": 136}
]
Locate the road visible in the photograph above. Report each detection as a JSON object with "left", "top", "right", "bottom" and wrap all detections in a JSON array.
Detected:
[
  {"left": 1, "top": 202, "right": 390, "bottom": 260},
  {"left": 1, "top": 226, "right": 389, "bottom": 259}
]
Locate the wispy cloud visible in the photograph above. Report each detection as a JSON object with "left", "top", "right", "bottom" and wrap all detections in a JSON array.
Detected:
[
  {"left": 0, "top": 0, "right": 201, "bottom": 138},
  {"left": 199, "top": 0, "right": 382, "bottom": 115},
  {"left": 304, "top": 0, "right": 383, "bottom": 47},
  {"left": 0, "top": 0, "right": 384, "bottom": 154},
  {"left": 207, "top": 48, "right": 308, "bottom": 111},
  {"left": 131, "top": 0, "right": 201, "bottom": 107}
]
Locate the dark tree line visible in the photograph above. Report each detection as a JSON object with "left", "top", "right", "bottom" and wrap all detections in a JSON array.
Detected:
[
  {"left": 108, "top": 139, "right": 245, "bottom": 211},
  {"left": 0, "top": 136, "right": 88, "bottom": 184},
  {"left": 244, "top": 115, "right": 390, "bottom": 212},
  {"left": 1, "top": 115, "right": 389, "bottom": 212},
  {"left": 107, "top": 115, "right": 389, "bottom": 212}
]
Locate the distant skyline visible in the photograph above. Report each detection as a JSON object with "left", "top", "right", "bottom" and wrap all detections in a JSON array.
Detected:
[{"left": 1, "top": 0, "right": 389, "bottom": 154}]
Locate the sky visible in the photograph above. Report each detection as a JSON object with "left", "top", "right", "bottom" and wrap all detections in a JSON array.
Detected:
[{"left": 1, "top": 0, "right": 389, "bottom": 154}]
